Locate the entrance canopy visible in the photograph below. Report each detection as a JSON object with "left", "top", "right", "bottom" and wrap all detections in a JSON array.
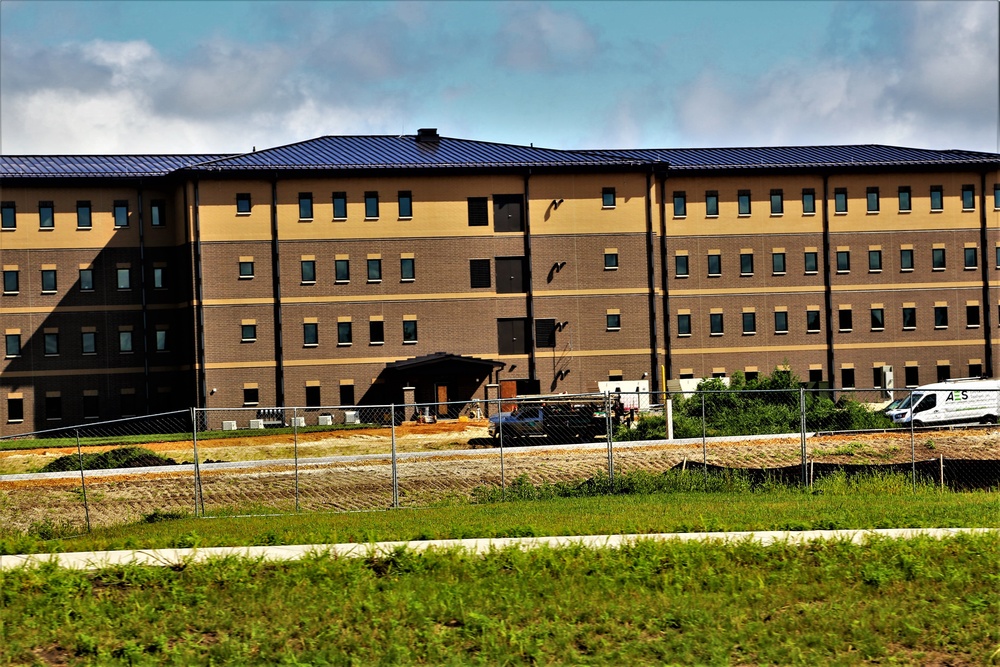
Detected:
[{"left": 383, "top": 352, "right": 505, "bottom": 373}]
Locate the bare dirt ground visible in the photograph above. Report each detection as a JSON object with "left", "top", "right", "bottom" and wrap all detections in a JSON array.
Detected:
[{"left": 2, "top": 423, "right": 999, "bottom": 532}]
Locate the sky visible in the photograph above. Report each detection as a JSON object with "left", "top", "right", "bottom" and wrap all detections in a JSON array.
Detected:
[{"left": 1, "top": 0, "right": 997, "bottom": 155}]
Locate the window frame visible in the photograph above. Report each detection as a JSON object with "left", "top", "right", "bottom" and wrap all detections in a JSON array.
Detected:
[
  {"left": 707, "top": 253, "right": 721, "bottom": 277},
  {"left": 332, "top": 192, "right": 347, "bottom": 220},
  {"left": 364, "top": 191, "right": 379, "bottom": 219},
  {"left": 337, "top": 321, "right": 353, "bottom": 346},
  {"left": 604, "top": 251, "right": 619, "bottom": 271},
  {"left": 367, "top": 258, "right": 382, "bottom": 283},
  {"left": 806, "top": 309, "right": 821, "bottom": 333},
  {"left": 802, "top": 189, "right": 816, "bottom": 214},
  {"left": 369, "top": 320, "right": 385, "bottom": 345},
  {"left": 113, "top": 200, "right": 129, "bottom": 228},
  {"left": 869, "top": 249, "right": 882, "bottom": 272},
  {"left": 961, "top": 185, "right": 975, "bottom": 211},
  {"left": 932, "top": 248, "right": 946, "bottom": 270},
  {"left": 303, "top": 322, "right": 319, "bottom": 347},
  {"left": 298, "top": 192, "right": 314, "bottom": 220},
  {"left": 150, "top": 199, "right": 166, "bottom": 227},
  {"left": 836, "top": 250, "right": 850, "bottom": 273},
  {"left": 675, "top": 254, "right": 689, "bottom": 278},
  {"left": 774, "top": 311, "right": 789, "bottom": 334},
  {"left": 241, "top": 324, "right": 257, "bottom": 342},
  {"left": 400, "top": 257, "right": 415, "bottom": 282},
  {"left": 838, "top": 309, "right": 853, "bottom": 333},
  {"left": 900, "top": 248, "right": 914, "bottom": 271},
  {"left": 902, "top": 307, "right": 917, "bottom": 330},
  {"left": 152, "top": 267, "right": 166, "bottom": 290},
  {"left": 964, "top": 247, "right": 978, "bottom": 270},
  {"left": 77, "top": 201, "right": 92, "bottom": 229},
  {"left": 677, "top": 313, "right": 691, "bottom": 337},
  {"left": 870, "top": 307, "right": 885, "bottom": 331},
  {"left": 236, "top": 193, "right": 252, "bottom": 214},
  {"left": 705, "top": 191, "right": 719, "bottom": 217},
  {"left": 934, "top": 306, "right": 949, "bottom": 329},
  {"left": 673, "top": 191, "right": 686, "bottom": 217},
  {"left": 335, "top": 258, "right": 350, "bottom": 283},
  {"left": 2, "top": 269, "right": 19, "bottom": 294},
  {"left": 742, "top": 311, "right": 756, "bottom": 335},
  {"left": 804, "top": 251, "right": 818, "bottom": 274},
  {"left": 709, "top": 312, "right": 724, "bottom": 336},
  {"left": 239, "top": 261, "right": 255, "bottom": 279},
  {"left": 967, "top": 304, "right": 981, "bottom": 328},
  {"left": 41, "top": 269, "right": 57, "bottom": 293},
  {"left": 866, "top": 187, "right": 879, "bottom": 213},
  {"left": 834, "top": 188, "right": 848, "bottom": 213},
  {"left": 300, "top": 260, "right": 317, "bottom": 284},
  {"left": 4, "top": 333, "right": 21, "bottom": 357},
  {"left": 930, "top": 186, "right": 943, "bottom": 211},
  {"left": 155, "top": 329, "right": 168, "bottom": 352},
  {"left": 398, "top": 190, "right": 413, "bottom": 218},
  {"left": 116, "top": 268, "right": 131, "bottom": 290},
  {"left": 740, "top": 253, "right": 754, "bottom": 276},
  {"left": 770, "top": 189, "right": 783, "bottom": 215},
  {"left": 81, "top": 331, "right": 97, "bottom": 355},
  {"left": 0, "top": 202, "right": 15, "bottom": 230},
  {"left": 79, "top": 268, "right": 94, "bottom": 291},
  {"left": 606, "top": 313, "right": 622, "bottom": 331},
  {"left": 737, "top": 190, "right": 751, "bottom": 216},
  {"left": 119, "top": 331, "right": 134, "bottom": 353},
  {"left": 898, "top": 186, "right": 912, "bottom": 212},
  {"left": 602, "top": 187, "right": 616, "bottom": 208},
  {"left": 402, "top": 319, "right": 418, "bottom": 344},
  {"left": 772, "top": 252, "right": 786, "bottom": 275},
  {"left": 39, "top": 201, "right": 55, "bottom": 229}
]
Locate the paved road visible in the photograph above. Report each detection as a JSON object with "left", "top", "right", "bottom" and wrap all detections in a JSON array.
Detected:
[{"left": 2, "top": 528, "right": 996, "bottom": 570}]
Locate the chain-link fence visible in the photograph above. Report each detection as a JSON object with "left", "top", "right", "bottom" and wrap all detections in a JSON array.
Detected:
[{"left": 3, "top": 385, "right": 1000, "bottom": 534}]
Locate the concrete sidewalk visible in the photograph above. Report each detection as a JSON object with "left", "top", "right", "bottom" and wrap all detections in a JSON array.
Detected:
[{"left": 2, "top": 528, "right": 997, "bottom": 571}]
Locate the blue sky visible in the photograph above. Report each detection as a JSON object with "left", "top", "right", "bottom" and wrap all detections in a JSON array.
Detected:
[{"left": 1, "top": 0, "right": 997, "bottom": 154}]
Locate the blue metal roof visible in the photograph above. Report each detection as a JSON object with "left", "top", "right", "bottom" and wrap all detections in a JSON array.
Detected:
[
  {"left": 189, "top": 135, "right": 642, "bottom": 171},
  {"left": 592, "top": 145, "right": 1000, "bottom": 170},
  {"left": 0, "top": 154, "right": 232, "bottom": 178}
]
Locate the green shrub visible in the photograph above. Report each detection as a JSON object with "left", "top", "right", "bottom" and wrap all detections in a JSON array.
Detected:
[{"left": 40, "top": 447, "right": 177, "bottom": 473}]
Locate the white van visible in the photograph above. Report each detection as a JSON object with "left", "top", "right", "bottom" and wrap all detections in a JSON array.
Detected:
[{"left": 891, "top": 379, "right": 1000, "bottom": 427}]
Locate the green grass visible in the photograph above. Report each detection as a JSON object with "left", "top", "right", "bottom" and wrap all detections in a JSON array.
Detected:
[
  {"left": 0, "top": 423, "right": 376, "bottom": 452},
  {"left": 3, "top": 471, "right": 998, "bottom": 556},
  {"left": 3, "top": 535, "right": 999, "bottom": 665}
]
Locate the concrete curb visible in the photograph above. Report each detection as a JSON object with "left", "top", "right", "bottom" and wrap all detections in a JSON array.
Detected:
[{"left": 2, "top": 528, "right": 997, "bottom": 571}]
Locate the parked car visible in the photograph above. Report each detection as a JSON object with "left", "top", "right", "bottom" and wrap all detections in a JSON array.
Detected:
[
  {"left": 891, "top": 379, "right": 1000, "bottom": 427},
  {"left": 488, "top": 397, "right": 604, "bottom": 444}
]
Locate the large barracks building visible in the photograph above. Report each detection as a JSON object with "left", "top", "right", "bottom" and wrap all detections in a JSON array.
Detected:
[{"left": 2, "top": 129, "right": 999, "bottom": 433}]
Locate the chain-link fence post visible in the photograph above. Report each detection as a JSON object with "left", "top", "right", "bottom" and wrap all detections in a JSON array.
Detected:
[
  {"left": 293, "top": 406, "right": 300, "bottom": 513},
  {"left": 701, "top": 391, "right": 708, "bottom": 479},
  {"left": 391, "top": 404, "right": 399, "bottom": 508},
  {"left": 75, "top": 429, "right": 91, "bottom": 533},
  {"left": 496, "top": 396, "right": 505, "bottom": 501},
  {"left": 605, "top": 393, "right": 614, "bottom": 485},
  {"left": 190, "top": 407, "right": 203, "bottom": 517},
  {"left": 800, "top": 387, "right": 808, "bottom": 487},
  {"left": 910, "top": 391, "right": 917, "bottom": 491}
]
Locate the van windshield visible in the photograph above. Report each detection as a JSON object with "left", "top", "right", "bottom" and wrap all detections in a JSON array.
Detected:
[{"left": 897, "top": 393, "right": 920, "bottom": 410}]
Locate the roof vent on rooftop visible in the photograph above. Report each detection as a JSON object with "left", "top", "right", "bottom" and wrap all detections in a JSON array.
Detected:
[{"left": 416, "top": 128, "right": 440, "bottom": 143}]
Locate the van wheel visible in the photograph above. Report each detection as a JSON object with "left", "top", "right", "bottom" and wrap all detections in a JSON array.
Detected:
[
  {"left": 984, "top": 415, "right": 997, "bottom": 425},
  {"left": 912, "top": 420, "right": 924, "bottom": 428}
]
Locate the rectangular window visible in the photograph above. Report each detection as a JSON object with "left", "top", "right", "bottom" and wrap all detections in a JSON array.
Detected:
[
  {"left": 468, "top": 197, "right": 488, "bottom": 226},
  {"left": 398, "top": 191, "right": 412, "bottom": 218},
  {"left": 774, "top": 311, "right": 789, "bottom": 334},
  {"left": 898, "top": 186, "right": 912, "bottom": 212},
  {"left": 932, "top": 248, "right": 946, "bottom": 270},
  {"left": 299, "top": 192, "right": 313, "bottom": 219},
  {"left": 0, "top": 202, "right": 14, "bottom": 229},
  {"left": 705, "top": 191, "right": 719, "bottom": 216},
  {"left": 400, "top": 257, "right": 415, "bottom": 281},
  {"left": 5, "top": 334, "right": 20, "bottom": 357},
  {"left": 241, "top": 324, "right": 257, "bottom": 342},
  {"left": 604, "top": 251, "right": 619, "bottom": 270},
  {"left": 902, "top": 307, "right": 916, "bottom": 329},
  {"left": 710, "top": 313, "right": 724, "bottom": 335},
  {"left": 155, "top": 330, "right": 168, "bottom": 352},
  {"left": 838, "top": 309, "right": 853, "bottom": 332},
  {"left": 79, "top": 268, "right": 94, "bottom": 291},
  {"left": 82, "top": 331, "right": 96, "bottom": 354},
  {"left": 243, "top": 388, "right": 259, "bottom": 406},
  {"left": 114, "top": 200, "right": 129, "bottom": 227},
  {"left": 675, "top": 255, "right": 689, "bottom": 277},
  {"left": 930, "top": 186, "right": 943, "bottom": 211},
  {"left": 707, "top": 254, "right": 721, "bottom": 276},
  {"left": 742, "top": 312, "right": 756, "bottom": 335},
  {"left": 332, "top": 192, "right": 347, "bottom": 219},
  {"left": 802, "top": 189, "right": 815, "bottom": 214},
  {"left": 995, "top": 184, "right": 1000, "bottom": 209},
  {"left": 962, "top": 185, "right": 975, "bottom": 211},
  {"left": 7, "top": 396, "right": 24, "bottom": 422},
  {"left": 807, "top": 310, "right": 821, "bottom": 332},
  {"left": 301, "top": 260, "right": 316, "bottom": 283},
  {"left": 41, "top": 269, "right": 57, "bottom": 293},
  {"left": 836, "top": 251, "right": 850, "bottom": 273},
  {"left": 470, "top": 259, "right": 491, "bottom": 288},
  {"left": 239, "top": 261, "right": 254, "bottom": 278},
  {"left": 740, "top": 253, "right": 754, "bottom": 276},
  {"left": 305, "top": 386, "right": 321, "bottom": 409},
  {"left": 535, "top": 318, "right": 556, "bottom": 348},
  {"left": 867, "top": 187, "right": 879, "bottom": 212},
  {"left": 804, "top": 251, "right": 818, "bottom": 274},
  {"left": 369, "top": 320, "right": 384, "bottom": 345},
  {"left": 403, "top": 319, "right": 418, "bottom": 343},
  {"left": 45, "top": 395, "right": 62, "bottom": 421},
  {"left": 606, "top": 313, "right": 621, "bottom": 331},
  {"left": 770, "top": 189, "right": 783, "bottom": 215},
  {"left": 967, "top": 304, "right": 981, "bottom": 327},
  {"left": 39, "top": 201, "right": 54, "bottom": 228},
  {"left": 364, "top": 191, "right": 379, "bottom": 219},
  {"left": 117, "top": 268, "right": 131, "bottom": 290},
  {"left": 77, "top": 201, "right": 92, "bottom": 228},
  {"left": 304, "top": 323, "right": 319, "bottom": 346},
  {"left": 834, "top": 188, "right": 847, "bottom": 213},
  {"left": 996, "top": 246, "right": 1000, "bottom": 268},
  {"left": 738, "top": 190, "right": 751, "bottom": 215},
  {"left": 367, "top": 258, "right": 382, "bottom": 282},
  {"left": 3, "top": 270, "right": 18, "bottom": 294},
  {"left": 83, "top": 394, "right": 100, "bottom": 419},
  {"left": 340, "top": 384, "right": 355, "bottom": 406},
  {"left": 337, "top": 321, "right": 352, "bottom": 345},
  {"left": 673, "top": 192, "right": 686, "bottom": 217},
  {"left": 841, "top": 368, "right": 856, "bottom": 389},
  {"left": 236, "top": 193, "right": 252, "bottom": 214},
  {"left": 900, "top": 248, "right": 914, "bottom": 271},
  {"left": 335, "top": 258, "right": 350, "bottom": 283},
  {"left": 153, "top": 267, "right": 166, "bottom": 289},
  {"left": 868, "top": 250, "right": 882, "bottom": 271},
  {"left": 119, "top": 331, "right": 133, "bottom": 353},
  {"left": 772, "top": 252, "right": 786, "bottom": 274},
  {"left": 602, "top": 187, "right": 616, "bottom": 208},
  {"left": 934, "top": 306, "right": 948, "bottom": 328},
  {"left": 150, "top": 200, "right": 166, "bottom": 227},
  {"left": 871, "top": 308, "right": 885, "bottom": 330},
  {"left": 965, "top": 247, "right": 978, "bottom": 270},
  {"left": 905, "top": 366, "right": 919, "bottom": 388},
  {"left": 970, "top": 363, "right": 983, "bottom": 378},
  {"left": 937, "top": 365, "right": 951, "bottom": 382},
  {"left": 677, "top": 313, "right": 691, "bottom": 336}
]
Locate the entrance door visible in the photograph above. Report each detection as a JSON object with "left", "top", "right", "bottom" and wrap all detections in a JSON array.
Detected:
[
  {"left": 436, "top": 384, "right": 449, "bottom": 416},
  {"left": 500, "top": 379, "right": 518, "bottom": 412}
]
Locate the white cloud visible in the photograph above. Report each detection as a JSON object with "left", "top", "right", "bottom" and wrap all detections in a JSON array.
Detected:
[
  {"left": 496, "top": 4, "right": 598, "bottom": 71},
  {"left": 674, "top": 1, "right": 998, "bottom": 151}
]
